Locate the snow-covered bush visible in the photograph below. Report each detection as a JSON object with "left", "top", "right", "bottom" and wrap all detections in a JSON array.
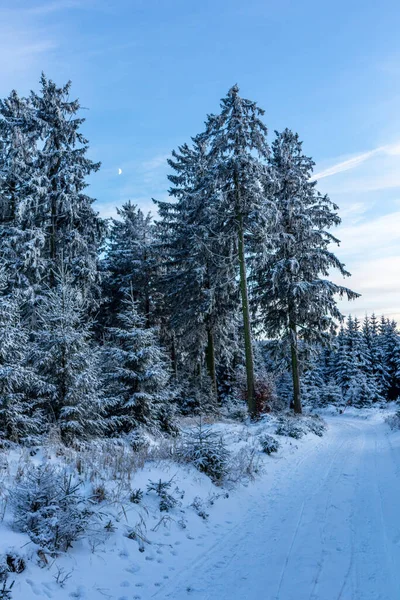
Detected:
[
  {"left": 0, "top": 552, "right": 25, "bottom": 577},
  {"left": 191, "top": 496, "right": 209, "bottom": 520},
  {"left": 130, "top": 488, "right": 143, "bottom": 504},
  {"left": 305, "top": 416, "right": 326, "bottom": 437},
  {"left": 259, "top": 434, "right": 280, "bottom": 455},
  {"left": 176, "top": 422, "right": 230, "bottom": 483},
  {"left": 10, "top": 465, "right": 91, "bottom": 553},
  {"left": 146, "top": 478, "right": 178, "bottom": 512},
  {"left": 386, "top": 411, "right": 400, "bottom": 430},
  {"left": 227, "top": 445, "right": 262, "bottom": 483},
  {"left": 0, "top": 580, "right": 14, "bottom": 600},
  {"left": 275, "top": 417, "right": 305, "bottom": 439}
]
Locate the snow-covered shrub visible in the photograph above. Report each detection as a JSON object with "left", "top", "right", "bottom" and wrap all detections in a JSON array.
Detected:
[
  {"left": 0, "top": 579, "right": 14, "bottom": 600},
  {"left": 259, "top": 434, "right": 280, "bottom": 455},
  {"left": 130, "top": 488, "right": 143, "bottom": 504},
  {"left": 0, "top": 552, "right": 25, "bottom": 576},
  {"left": 275, "top": 416, "right": 305, "bottom": 439},
  {"left": 146, "top": 479, "right": 178, "bottom": 512},
  {"left": 126, "top": 429, "right": 149, "bottom": 453},
  {"left": 305, "top": 416, "right": 326, "bottom": 437},
  {"left": 176, "top": 422, "right": 229, "bottom": 483},
  {"left": 220, "top": 397, "right": 248, "bottom": 422},
  {"left": 386, "top": 411, "right": 400, "bottom": 430},
  {"left": 227, "top": 445, "right": 262, "bottom": 483},
  {"left": 91, "top": 483, "right": 107, "bottom": 503},
  {"left": 10, "top": 465, "right": 91, "bottom": 553},
  {"left": 191, "top": 496, "right": 209, "bottom": 520}
]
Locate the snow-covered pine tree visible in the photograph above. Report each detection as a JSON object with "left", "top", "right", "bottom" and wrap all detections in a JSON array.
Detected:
[
  {"left": 365, "top": 313, "right": 390, "bottom": 396},
  {"left": 254, "top": 129, "right": 359, "bottom": 414},
  {"left": 102, "top": 202, "right": 156, "bottom": 329},
  {"left": 27, "top": 74, "right": 105, "bottom": 297},
  {"left": 201, "top": 85, "right": 273, "bottom": 416},
  {"left": 0, "top": 270, "right": 44, "bottom": 444},
  {"left": 334, "top": 316, "right": 382, "bottom": 405},
  {"left": 380, "top": 317, "right": 400, "bottom": 400},
  {"left": 102, "top": 292, "right": 175, "bottom": 435},
  {"left": 0, "top": 89, "right": 46, "bottom": 302},
  {"left": 30, "top": 267, "right": 104, "bottom": 444},
  {"left": 154, "top": 136, "right": 240, "bottom": 397}
]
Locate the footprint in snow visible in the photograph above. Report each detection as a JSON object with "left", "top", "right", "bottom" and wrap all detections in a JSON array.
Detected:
[
  {"left": 25, "top": 579, "right": 43, "bottom": 596},
  {"left": 69, "top": 586, "right": 85, "bottom": 599},
  {"left": 125, "top": 564, "right": 140, "bottom": 574},
  {"left": 120, "top": 581, "right": 130, "bottom": 587}
]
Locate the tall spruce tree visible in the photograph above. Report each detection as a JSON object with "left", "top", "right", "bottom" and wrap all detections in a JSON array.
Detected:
[
  {"left": 254, "top": 129, "right": 358, "bottom": 413},
  {"left": 155, "top": 136, "right": 240, "bottom": 395},
  {"left": 27, "top": 74, "right": 105, "bottom": 296},
  {"left": 201, "top": 85, "right": 273, "bottom": 416},
  {"left": 0, "top": 89, "right": 45, "bottom": 301}
]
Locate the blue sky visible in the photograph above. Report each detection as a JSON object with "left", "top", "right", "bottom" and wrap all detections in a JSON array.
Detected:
[{"left": 1, "top": 0, "right": 400, "bottom": 321}]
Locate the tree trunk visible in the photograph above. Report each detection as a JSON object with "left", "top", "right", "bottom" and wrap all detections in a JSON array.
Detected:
[
  {"left": 237, "top": 210, "right": 256, "bottom": 417},
  {"left": 205, "top": 326, "right": 217, "bottom": 395},
  {"left": 289, "top": 320, "right": 302, "bottom": 414}
]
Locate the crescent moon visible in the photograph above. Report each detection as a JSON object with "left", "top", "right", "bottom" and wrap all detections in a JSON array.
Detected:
[{"left": 118, "top": 168, "right": 122, "bottom": 175}]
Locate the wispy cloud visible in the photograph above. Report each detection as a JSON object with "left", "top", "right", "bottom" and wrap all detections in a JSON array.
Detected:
[
  {"left": 312, "top": 148, "right": 383, "bottom": 181},
  {"left": 25, "top": 0, "right": 85, "bottom": 15},
  {"left": 312, "top": 142, "right": 400, "bottom": 182}
]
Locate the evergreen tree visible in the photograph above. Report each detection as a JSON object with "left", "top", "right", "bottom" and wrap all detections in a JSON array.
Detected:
[
  {"left": 380, "top": 318, "right": 400, "bottom": 400},
  {"left": 155, "top": 136, "right": 240, "bottom": 395},
  {"left": 201, "top": 85, "right": 273, "bottom": 415},
  {"left": 0, "top": 89, "right": 45, "bottom": 301},
  {"left": 27, "top": 74, "right": 105, "bottom": 296},
  {"left": 254, "top": 129, "right": 358, "bottom": 413},
  {"left": 102, "top": 293, "right": 174, "bottom": 434},
  {"left": 0, "top": 272, "right": 43, "bottom": 443},
  {"left": 103, "top": 202, "right": 156, "bottom": 328},
  {"left": 31, "top": 268, "right": 104, "bottom": 444}
]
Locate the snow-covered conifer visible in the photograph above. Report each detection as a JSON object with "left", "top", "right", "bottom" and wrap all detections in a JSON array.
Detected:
[
  {"left": 102, "top": 202, "right": 156, "bottom": 328},
  {"left": 0, "top": 90, "right": 45, "bottom": 301},
  {"left": 102, "top": 293, "right": 175, "bottom": 434},
  {"left": 28, "top": 74, "right": 105, "bottom": 296},
  {"left": 201, "top": 85, "right": 273, "bottom": 415},
  {"left": 155, "top": 135, "right": 240, "bottom": 396},
  {"left": 254, "top": 129, "right": 359, "bottom": 413},
  {"left": 0, "top": 270, "right": 43, "bottom": 443},
  {"left": 31, "top": 267, "right": 104, "bottom": 443}
]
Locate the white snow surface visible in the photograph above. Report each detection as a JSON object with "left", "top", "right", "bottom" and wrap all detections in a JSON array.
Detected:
[{"left": 1, "top": 408, "right": 400, "bottom": 600}]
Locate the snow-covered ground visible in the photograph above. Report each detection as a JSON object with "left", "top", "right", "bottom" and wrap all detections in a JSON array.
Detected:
[{"left": 1, "top": 409, "right": 400, "bottom": 600}]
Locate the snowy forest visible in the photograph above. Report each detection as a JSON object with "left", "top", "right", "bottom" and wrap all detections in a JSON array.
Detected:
[
  {"left": 0, "top": 75, "right": 399, "bottom": 448},
  {"left": 1, "top": 74, "right": 400, "bottom": 600}
]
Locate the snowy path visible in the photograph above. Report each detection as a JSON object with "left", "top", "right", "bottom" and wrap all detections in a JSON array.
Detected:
[{"left": 154, "top": 414, "right": 400, "bottom": 600}]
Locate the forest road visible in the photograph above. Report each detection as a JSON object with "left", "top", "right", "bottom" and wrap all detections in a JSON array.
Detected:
[{"left": 154, "top": 413, "right": 400, "bottom": 600}]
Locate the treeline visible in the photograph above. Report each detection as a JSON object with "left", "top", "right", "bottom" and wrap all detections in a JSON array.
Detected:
[
  {"left": 298, "top": 314, "right": 400, "bottom": 407},
  {"left": 0, "top": 75, "right": 394, "bottom": 445}
]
